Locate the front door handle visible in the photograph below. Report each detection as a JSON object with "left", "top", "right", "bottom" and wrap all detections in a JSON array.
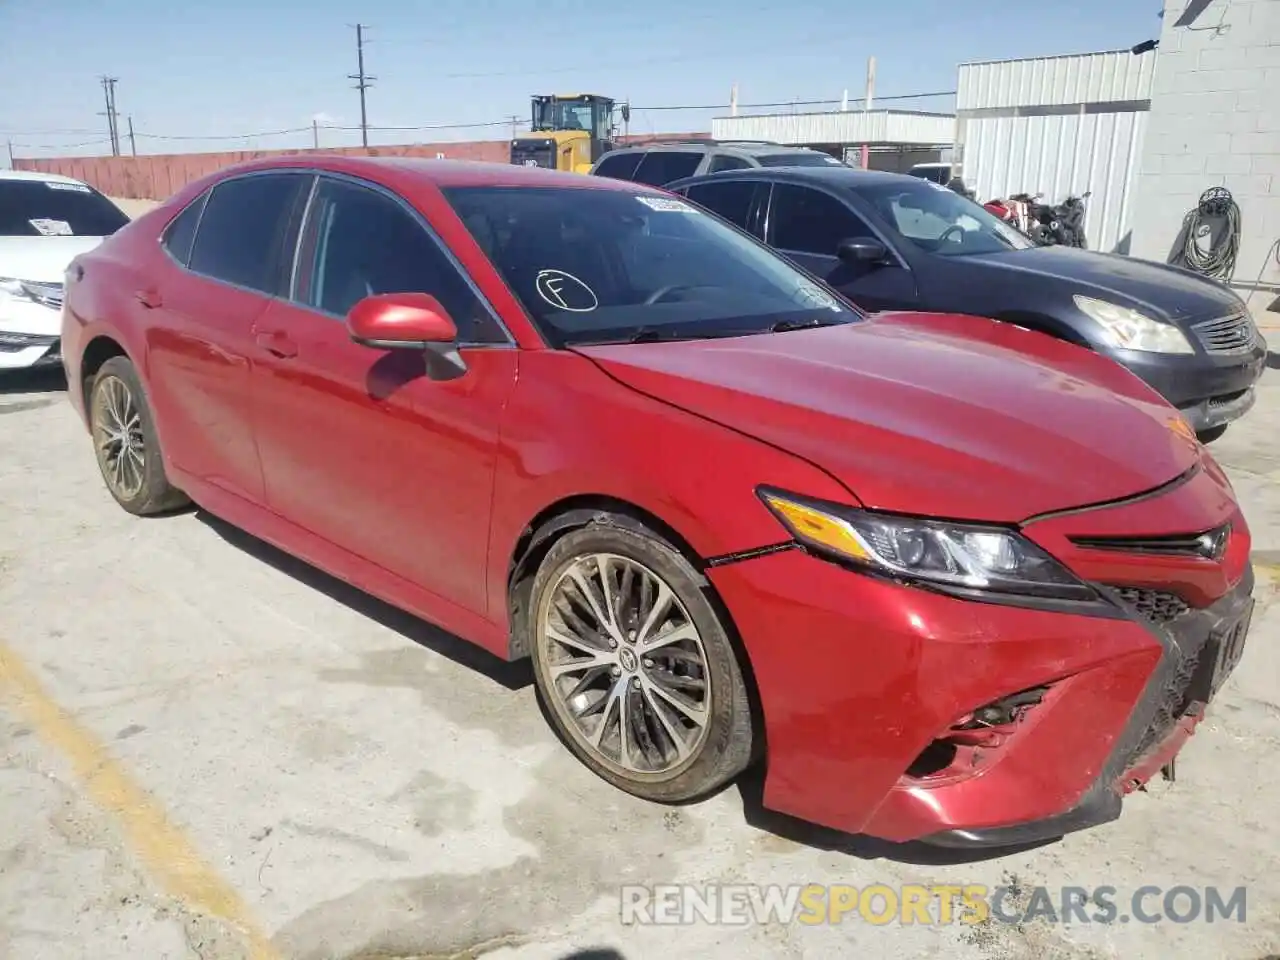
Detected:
[{"left": 255, "top": 331, "right": 298, "bottom": 359}]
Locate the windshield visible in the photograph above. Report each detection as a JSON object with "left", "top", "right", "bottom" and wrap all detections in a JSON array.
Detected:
[
  {"left": 755, "top": 153, "right": 846, "bottom": 168},
  {"left": 443, "top": 185, "right": 862, "bottom": 346},
  {"left": 0, "top": 179, "right": 130, "bottom": 237},
  {"left": 854, "top": 180, "right": 1033, "bottom": 256}
]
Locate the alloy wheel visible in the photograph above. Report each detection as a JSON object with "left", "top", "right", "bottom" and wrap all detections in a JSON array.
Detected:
[
  {"left": 92, "top": 374, "right": 146, "bottom": 501},
  {"left": 538, "top": 552, "right": 711, "bottom": 777}
]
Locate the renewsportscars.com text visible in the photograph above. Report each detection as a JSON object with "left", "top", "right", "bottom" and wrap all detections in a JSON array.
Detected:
[{"left": 619, "top": 883, "right": 1248, "bottom": 927}]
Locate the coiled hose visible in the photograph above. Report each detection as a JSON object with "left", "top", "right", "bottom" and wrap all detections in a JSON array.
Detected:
[{"left": 1179, "top": 186, "right": 1241, "bottom": 280}]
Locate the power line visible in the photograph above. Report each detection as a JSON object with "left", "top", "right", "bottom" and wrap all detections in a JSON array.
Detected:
[
  {"left": 5, "top": 91, "right": 957, "bottom": 153},
  {"left": 348, "top": 24, "right": 375, "bottom": 148}
]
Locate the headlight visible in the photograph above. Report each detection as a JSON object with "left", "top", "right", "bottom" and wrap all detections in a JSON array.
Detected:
[
  {"left": 1073, "top": 295, "right": 1193, "bottom": 354},
  {"left": 759, "top": 489, "right": 1096, "bottom": 602}
]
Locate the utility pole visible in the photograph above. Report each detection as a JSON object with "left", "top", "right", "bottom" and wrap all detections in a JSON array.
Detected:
[
  {"left": 6, "top": 140, "right": 14, "bottom": 169},
  {"left": 348, "top": 24, "right": 375, "bottom": 148},
  {"left": 312, "top": 119, "right": 319, "bottom": 149},
  {"left": 99, "top": 76, "right": 121, "bottom": 156},
  {"left": 509, "top": 115, "right": 520, "bottom": 138},
  {"left": 861, "top": 55, "right": 876, "bottom": 170},
  {"left": 127, "top": 116, "right": 136, "bottom": 157}
]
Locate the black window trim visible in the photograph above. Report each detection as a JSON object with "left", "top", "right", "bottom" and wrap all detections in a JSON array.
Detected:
[
  {"left": 157, "top": 168, "right": 317, "bottom": 300},
  {"left": 762, "top": 180, "right": 910, "bottom": 270},
  {"left": 285, "top": 169, "right": 515, "bottom": 349},
  {"left": 153, "top": 167, "right": 516, "bottom": 349}
]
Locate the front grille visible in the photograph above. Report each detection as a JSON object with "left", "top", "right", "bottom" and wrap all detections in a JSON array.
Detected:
[
  {"left": 1071, "top": 522, "right": 1231, "bottom": 560},
  {"left": 1111, "top": 586, "right": 1191, "bottom": 624},
  {"left": 1191, "top": 312, "right": 1259, "bottom": 355}
]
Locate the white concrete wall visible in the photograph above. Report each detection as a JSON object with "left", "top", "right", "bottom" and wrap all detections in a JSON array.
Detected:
[{"left": 1129, "top": 0, "right": 1280, "bottom": 317}]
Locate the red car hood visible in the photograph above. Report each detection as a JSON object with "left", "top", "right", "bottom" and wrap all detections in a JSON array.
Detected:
[{"left": 573, "top": 312, "right": 1202, "bottom": 522}]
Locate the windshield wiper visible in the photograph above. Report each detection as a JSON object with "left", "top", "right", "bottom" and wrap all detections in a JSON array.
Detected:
[{"left": 769, "top": 317, "right": 844, "bottom": 332}]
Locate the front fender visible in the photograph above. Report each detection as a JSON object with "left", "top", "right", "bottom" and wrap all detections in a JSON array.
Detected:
[{"left": 484, "top": 350, "right": 857, "bottom": 632}]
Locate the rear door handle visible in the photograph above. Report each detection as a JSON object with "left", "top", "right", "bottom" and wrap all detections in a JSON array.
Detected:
[
  {"left": 255, "top": 331, "right": 298, "bottom": 359},
  {"left": 135, "top": 288, "right": 163, "bottom": 309}
]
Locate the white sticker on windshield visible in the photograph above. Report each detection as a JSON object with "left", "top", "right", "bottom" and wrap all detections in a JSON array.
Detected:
[
  {"left": 46, "top": 181, "right": 92, "bottom": 193},
  {"left": 535, "top": 269, "right": 599, "bottom": 312},
  {"left": 29, "top": 218, "right": 74, "bottom": 236},
  {"left": 636, "top": 196, "right": 694, "bottom": 213},
  {"left": 795, "top": 280, "right": 842, "bottom": 312}
]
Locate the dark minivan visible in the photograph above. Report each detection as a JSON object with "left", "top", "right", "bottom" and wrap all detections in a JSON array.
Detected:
[{"left": 666, "top": 167, "right": 1268, "bottom": 442}]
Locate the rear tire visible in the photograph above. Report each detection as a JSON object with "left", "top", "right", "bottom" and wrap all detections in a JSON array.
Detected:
[
  {"left": 528, "top": 519, "right": 755, "bottom": 803},
  {"left": 88, "top": 356, "right": 190, "bottom": 516}
]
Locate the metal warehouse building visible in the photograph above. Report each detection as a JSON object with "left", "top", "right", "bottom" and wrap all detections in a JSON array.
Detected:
[
  {"left": 710, "top": 110, "right": 955, "bottom": 173},
  {"left": 954, "top": 49, "right": 1157, "bottom": 254}
]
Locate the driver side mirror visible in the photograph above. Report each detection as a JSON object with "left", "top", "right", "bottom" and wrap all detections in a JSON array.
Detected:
[
  {"left": 345, "top": 292, "right": 467, "bottom": 380},
  {"left": 836, "top": 237, "right": 889, "bottom": 265}
]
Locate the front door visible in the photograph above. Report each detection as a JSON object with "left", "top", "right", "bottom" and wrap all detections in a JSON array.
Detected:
[
  {"left": 764, "top": 182, "right": 919, "bottom": 313},
  {"left": 249, "top": 174, "right": 517, "bottom": 618}
]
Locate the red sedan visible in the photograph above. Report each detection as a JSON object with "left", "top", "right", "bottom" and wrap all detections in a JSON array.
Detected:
[{"left": 61, "top": 156, "right": 1255, "bottom": 848}]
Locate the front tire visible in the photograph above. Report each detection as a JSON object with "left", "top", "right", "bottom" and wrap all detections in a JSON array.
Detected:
[
  {"left": 528, "top": 519, "right": 754, "bottom": 803},
  {"left": 1196, "top": 424, "right": 1228, "bottom": 444},
  {"left": 88, "top": 356, "right": 190, "bottom": 515}
]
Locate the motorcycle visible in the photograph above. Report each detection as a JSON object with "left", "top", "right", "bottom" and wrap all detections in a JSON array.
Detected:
[
  {"left": 983, "top": 191, "right": 1090, "bottom": 248},
  {"left": 1046, "top": 192, "right": 1090, "bottom": 248}
]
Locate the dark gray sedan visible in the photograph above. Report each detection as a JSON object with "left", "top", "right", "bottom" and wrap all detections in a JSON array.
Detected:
[{"left": 666, "top": 167, "right": 1268, "bottom": 442}]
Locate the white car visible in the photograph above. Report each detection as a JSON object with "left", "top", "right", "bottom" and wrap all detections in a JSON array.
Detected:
[{"left": 1, "top": 170, "right": 131, "bottom": 371}]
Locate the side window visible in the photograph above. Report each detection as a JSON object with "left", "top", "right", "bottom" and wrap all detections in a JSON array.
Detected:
[
  {"left": 294, "top": 178, "right": 505, "bottom": 344},
  {"left": 631, "top": 151, "right": 704, "bottom": 186},
  {"left": 707, "top": 153, "right": 751, "bottom": 174},
  {"left": 592, "top": 152, "right": 644, "bottom": 181},
  {"left": 685, "top": 180, "right": 757, "bottom": 231},
  {"left": 160, "top": 191, "right": 208, "bottom": 267},
  {"left": 769, "top": 183, "right": 876, "bottom": 256},
  {"left": 188, "top": 173, "right": 310, "bottom": 294}
]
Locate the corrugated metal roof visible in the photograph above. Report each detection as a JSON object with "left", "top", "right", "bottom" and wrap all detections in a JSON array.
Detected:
[
  {"left": 957, "top": 50, "right": 1156, "bottom": 110},
  {"left": 956, "top": 109, "right": 1149, "bottom": 253},
  {"left": 711, "top": 110, "right": 955, "bottom": 146}
]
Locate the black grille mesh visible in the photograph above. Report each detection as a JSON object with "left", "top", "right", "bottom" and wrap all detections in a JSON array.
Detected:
[{"left": 1127, "top": 644, "right": 1202, "bottom": 764}]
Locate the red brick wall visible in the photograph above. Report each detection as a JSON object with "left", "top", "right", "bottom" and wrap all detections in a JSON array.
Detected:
[{"left": 14, "top": 133, "right": 710, "bottom": 200}]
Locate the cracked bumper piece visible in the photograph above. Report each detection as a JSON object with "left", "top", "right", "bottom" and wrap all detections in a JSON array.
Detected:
[{"left": 706, "top": 464, "right": 1254, "bottom": 846}]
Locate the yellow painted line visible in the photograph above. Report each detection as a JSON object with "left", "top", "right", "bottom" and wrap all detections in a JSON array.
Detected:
[
  {"left": 0, "top": 642, "right": 281, "bottom": 960},
  {"left": 1255, "top": 561, "right": 1280, "bottom": 583}
]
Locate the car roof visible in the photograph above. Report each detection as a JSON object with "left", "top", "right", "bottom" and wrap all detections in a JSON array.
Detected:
[
  {"left": 0, "top": 169, "right": 94, "bottom": 187},
  {"left": 665, "top": 165, "right": 922, "bottom": 192},
  {"left": 191, "top": 154, "right": 670, "bottom": 194},
  {"left": 609, "top": 140, "right": 829, "bottom": 156}
]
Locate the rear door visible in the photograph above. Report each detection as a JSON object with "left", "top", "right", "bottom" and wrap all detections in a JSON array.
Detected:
[
  {"left": 144, "top": 171, "right": 311, "bottom": 504},
  {"left": 249, "top": 174, "right": 517, "bottom": 617},
  {"left": 763, "top": 182, "right": 919, "bottom": 312}
]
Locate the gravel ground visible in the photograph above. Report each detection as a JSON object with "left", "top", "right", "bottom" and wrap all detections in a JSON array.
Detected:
[{"left": 2, "top": 229, "right": 1280, "bottom": 957}]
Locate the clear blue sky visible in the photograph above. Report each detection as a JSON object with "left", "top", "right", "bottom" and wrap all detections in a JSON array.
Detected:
[{"left": 1, "top": 0, "right": 1161, "bottom": 160}]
